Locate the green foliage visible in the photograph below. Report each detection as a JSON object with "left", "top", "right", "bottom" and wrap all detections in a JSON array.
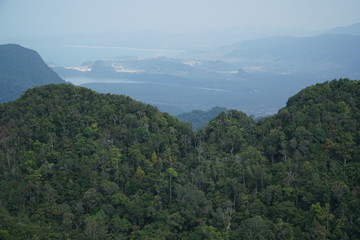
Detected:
[
  {"left": 0, "top": 79, "right": 360, "bottom": 238},
  {"left": 176, "top": 106, "right": 229, "bottom": 130}
]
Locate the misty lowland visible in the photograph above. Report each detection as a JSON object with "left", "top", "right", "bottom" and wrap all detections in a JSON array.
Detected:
[{"left": 1, "top": 1, "right": 360, "bottom": 239}]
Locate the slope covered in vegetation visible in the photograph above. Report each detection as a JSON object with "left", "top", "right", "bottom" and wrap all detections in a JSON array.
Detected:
[
  {"left": 0, "top": 79, "right": 359, "bottom": 239},
  {"left": 176, "top": 107, "right": 228, "bottom": 130},
  {"left": 0, "top": 44, "right": 65, "bottom": 102}
]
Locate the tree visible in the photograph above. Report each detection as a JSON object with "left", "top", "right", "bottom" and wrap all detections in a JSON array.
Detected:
[
  {"left": 166, "top": 167, "right": 178, "bottom": 205},
  {"left": 237, "top": 216, "right": 273, "bottom": 240}
]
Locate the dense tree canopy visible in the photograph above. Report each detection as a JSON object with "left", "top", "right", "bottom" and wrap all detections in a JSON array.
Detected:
[
  {"left": 0, "top": 79, "right": 359, "bottom": 239},
  {"left": 176, "top": 107, "right": 228, "bottom": 130}
]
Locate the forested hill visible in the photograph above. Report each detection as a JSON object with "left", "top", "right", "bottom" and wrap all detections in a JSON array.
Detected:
[
  {"left": 176, "top": 107, "right": 229, "bottom": 130},
  {"left": 0, "top": 80, "right": 360, "bottom": 239},
  {"left": 0, "top": 44, "right": 65, "bottom": 102}
]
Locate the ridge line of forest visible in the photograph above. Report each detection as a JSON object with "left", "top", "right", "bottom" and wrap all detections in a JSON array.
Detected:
[{"left": 0, "top": 79, "right": 359, "bottom": 239}]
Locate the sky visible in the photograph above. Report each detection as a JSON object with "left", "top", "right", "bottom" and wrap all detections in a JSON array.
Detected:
[{"left": 1, "top": 0, "right": 360, "bottom": 38}]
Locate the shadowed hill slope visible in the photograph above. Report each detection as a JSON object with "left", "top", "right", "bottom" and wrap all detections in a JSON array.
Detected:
[{"left": 0, "top": 44, "right": 65, "bottom": 102}]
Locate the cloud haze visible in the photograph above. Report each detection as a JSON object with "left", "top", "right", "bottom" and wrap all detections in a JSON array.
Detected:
[{"left": 1, "top": 0, "right": 360, "bottom": 37}]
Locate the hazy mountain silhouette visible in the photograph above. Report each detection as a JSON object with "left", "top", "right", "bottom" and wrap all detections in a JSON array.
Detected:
[
  {"left": 326, "top": 22, "right": 360, "bottom": 35},
  {"left": 0, "top": 44, "right": 65, "bottom": 102}
]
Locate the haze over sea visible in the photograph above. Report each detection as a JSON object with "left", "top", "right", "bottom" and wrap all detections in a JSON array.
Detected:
[{"left": 1, "top": 0, "right": 360, "bottom": 116}]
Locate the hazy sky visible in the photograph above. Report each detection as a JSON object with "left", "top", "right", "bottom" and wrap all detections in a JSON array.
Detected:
[{"left": 1, "top": 0, "right": 360, "bottom": 37}]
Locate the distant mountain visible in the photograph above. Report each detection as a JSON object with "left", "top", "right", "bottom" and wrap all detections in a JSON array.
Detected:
[
  {"left": 225, "top": 34, "right": 360, "bottom": 78},
  {"left": 226, "top": 34, "right": 360, "bottom": 63},
  {"left": 0, "top": 44, "right": 65, "bottom": 102},
  {"left": 176, "top": 106, "right": 228, "bottom": 129},
  {"left": 326, "top": 22, "right": 360, "bottom": 35}
]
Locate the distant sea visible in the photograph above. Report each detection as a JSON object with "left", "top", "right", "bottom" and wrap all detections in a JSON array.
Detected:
[{"left": 65, "top": 77, "right": 146, "bottom": 85}]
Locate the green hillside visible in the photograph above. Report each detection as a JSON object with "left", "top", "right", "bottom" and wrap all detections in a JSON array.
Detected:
[
  {"left": 0, "top": 79, "right": 359, "bottom": 239},
  {"left": 0, "top": 44, "right": 65, "bottom": 102},
  {"left": 176, "top": 107, "right": 228, "bottom": 130}
]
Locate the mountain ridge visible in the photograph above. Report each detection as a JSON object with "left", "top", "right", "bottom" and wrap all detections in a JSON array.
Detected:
[
  {"left": 0, "top": 79, "right": 359, "bottom": 239},
  {"left": 0, "top": 44, "right": 66, "bottom": 102},
  {"left": 326, "top": 22, "right": 360, "bottom": 35}
]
